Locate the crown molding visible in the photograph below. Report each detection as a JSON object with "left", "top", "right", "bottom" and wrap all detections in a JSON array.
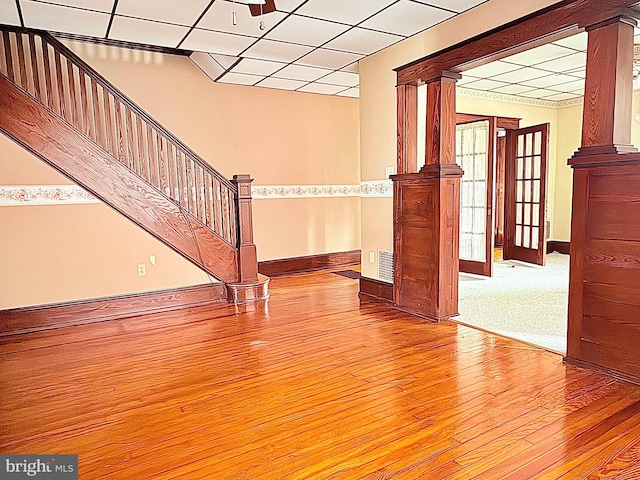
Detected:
[{"left": 457, "top": 87, "right": 584, "bottom": 109}]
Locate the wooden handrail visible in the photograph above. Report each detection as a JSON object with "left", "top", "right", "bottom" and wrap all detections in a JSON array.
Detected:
[{"left": 0, "top": 25, "right": 239, "bottom": 248}]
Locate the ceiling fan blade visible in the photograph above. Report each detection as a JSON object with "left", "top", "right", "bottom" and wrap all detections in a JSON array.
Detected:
[{"left": 249, "top": 0, "right": 277, "bottom": 16}]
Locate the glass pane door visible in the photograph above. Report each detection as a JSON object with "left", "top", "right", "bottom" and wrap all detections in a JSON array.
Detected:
[{"left": 456, "top": 120, "right": 489, "bottom": 263}]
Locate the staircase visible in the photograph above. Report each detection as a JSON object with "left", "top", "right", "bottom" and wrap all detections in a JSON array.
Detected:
[{"left": 0, "top": 25, "right": 268, "bottom": 303}]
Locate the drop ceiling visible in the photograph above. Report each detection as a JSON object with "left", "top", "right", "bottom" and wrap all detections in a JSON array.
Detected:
[
  {"left": 1, "top": 0, "right": 488, "bottom": 97},
  {"left": 1, "top": 1, "right": 638, "bottom": 101},
  {"left": 459, "top": 34, "right": 588, "bottom": 103}
]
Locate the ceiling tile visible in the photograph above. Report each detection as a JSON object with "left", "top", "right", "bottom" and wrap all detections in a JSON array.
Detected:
[
  {"left": 180, "top": 28, "right": 256, "bottom": 55},
  {"left": 265, "top": 14, "right": 350, "bottom": 46},
  {"left": 464, "top": 60, "right": 521, "bottom": 78},
  {"left": 548, "top": 78, "right": 584, "bottom": 92},
  {"left": 297, "top": 48, "right": 363, "bottom": 69},
  {"left": 542, "top": 91, "right": 581, "bottom": 101},
  {"left": 116, "top": 0, "right": 211, "bottom": 27},
  {"left": 503, "top": 43, "right": 576, "bottom": 67},
  {"left": 217, "top": 72, "right": 263, "bottom": 85},
  {"left": 21, "top": 1, "right": 110, "bottom": 36},
  {"left": 317, "top": 70, "right": 359, "bottom": 87},
  {"left": 190, "top": 51, "right": 226, "bottom": 80},
  {"left": 109, "top": 16, "right": 190, "bottom": 48},
  {"left": 0, "top": 0, "right": 21, "bottom": 25},
  {"left": 489, "top": 84, "right": 536, "bottom": 95},
  {"left": 296, "top": 0, "right": 393, "bottom": 25},
  {"left": 231, "top": 58, "right": 287, "bottom": 75},
  {"left": 491, "top": 66, "right": 550, "bottom": 83},
  {"left": 197, "top": 1, "right": 286, "bottom": 38},
  {"left": 361, "top": 1, "right": 454, "bottom": 37},
  {"left": 413, "top": 0, "right": 486, "bottom": 13},
  {"left": 341, "top": 62, "right": 359, "bottom": 73},
  {"left": 298, "top": 83, "right": 347, "bottom": 94},
  {"left": 324, "top": 27, "right": 402, "bottom": 55},
  {"left": 563, "top": 67, "right": 585, "bottom": 78},
  {"left": 242, "top": 39, "right": 314, "bottom": 62},
  {"left": 457, "top": 74, "right": 481, "bottom": 85},
  {"left": 273, "top": 0, "right": 306, "bottom": 12},
  {"left": 518, "top": 88, "right": 560, "bottom": 98},
  {"left": 31, "top": 0, "right": 115, "bottom": 13},
  {"left": 273, "top": 64, "right": 333, "bottom": 81},
  {"left": 210, "top": 53, "right": 239, "bottom": 69},
  {"left": 257, "top": 77, "right": 308, "bottom": 90},
  {"left": 534, "top": 52, "right": 587, "bottom": 73},
  {"left": 336, "top": 87, "right": 360, "bottom": 98},
  {"left": 552, "top": 32, "right": 588, "bottom": 52},
  {"left": 464, "top": 78, "right": 510, "bottom": 90},
  {"left": 519, "top": 73, "right": 583, "bottom": 89}
]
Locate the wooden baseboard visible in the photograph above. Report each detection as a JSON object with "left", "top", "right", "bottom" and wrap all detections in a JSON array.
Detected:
[
  {"left": 564, "top": 356, "right": 640, "bottom": 387},
  {"left": 359, "top": 276, "right": 394, "bottom": 304},
  {"left": 0, "top": 283, "right": 226, "bottom": 337},
  {"left": 258, "top": 250, "right": 360, "bottom": 277},
  {"left": 547, "top": 240, "right": 570, "bottom": 255}
]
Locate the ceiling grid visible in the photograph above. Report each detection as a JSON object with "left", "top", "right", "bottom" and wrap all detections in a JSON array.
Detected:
[{"left": 4, "top": 0, "right": 638, "bottom": 100}]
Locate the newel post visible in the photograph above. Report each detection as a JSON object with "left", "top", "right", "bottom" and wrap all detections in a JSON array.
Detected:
[{"left": 231, "top": 174, "right": 259, "bottom": 283}]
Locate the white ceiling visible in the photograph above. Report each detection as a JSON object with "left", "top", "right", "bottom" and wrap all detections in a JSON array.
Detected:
[
  {"left": 460, "top": 34, "right": 589, "bottom": 103},
  {"left": 2, "top": 0, "right": 487, "bottom": 97},
  {"left": 2, "top": 0, "right": 639, "bottom": 101},
  {"left": 460, "top": 28, "right": 640, "bottom": 103}
]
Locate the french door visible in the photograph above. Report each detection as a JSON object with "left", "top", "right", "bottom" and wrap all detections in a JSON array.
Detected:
[
  {"left": 455, "top": 118, "right": 495, "bottom": 277},
  {"left": 504, "top": 123, "right": 549, "bottom": 266}
]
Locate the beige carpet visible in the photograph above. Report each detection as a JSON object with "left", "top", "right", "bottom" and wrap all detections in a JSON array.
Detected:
[{"left": 456, "top": 252, "right": 569, "bottom": 353}]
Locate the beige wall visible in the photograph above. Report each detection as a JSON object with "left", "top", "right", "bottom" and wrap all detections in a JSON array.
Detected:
[
  {"left": 0, "top": 202, "right": 214, "bottom": 308},
  {"left": 554, "top": 102, "right": 582, "bottom": 241},
  {"left": 0, "top": 42, "right": 361, "bottom": 308},
  {"left": 359, "top": 0, "right": 572, "bottom": 279}
]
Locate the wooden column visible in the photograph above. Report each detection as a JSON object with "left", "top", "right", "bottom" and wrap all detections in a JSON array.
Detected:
[
  {"left": 397, "top": 84, "right": 418, "bottom": 174},
  {"left": 578, "top": 16, "right": 637, "bottom": 155},
  {"left": 231, "top": 174, "right": 259, "bottom": 283},
  {"left": 392, "top": 73, "right": 463, "bottom": 321},
  {"left": 425, "top": 72, "right": 461, "bottom": 165},
  {"left": 566, "top": 16, "right": 640, "bottom": 383}
]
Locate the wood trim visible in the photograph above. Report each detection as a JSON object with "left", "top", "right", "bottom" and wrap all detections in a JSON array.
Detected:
[
  {"left": 0, "top": 283, "right": 226, "bottom": 337},
  {"left": 258, "top": 250, "right": 361, "bottom": 277},
  {"left": 396, "top": 0, "right": 637, "bottom": 85},
  {"left": 547, "top": 240, "right": 571, "bottom": 254},
  {"left": 456, "top": 113, "right": 521, "bottom": 130},
  {"left": 358, "top": 276, "right": 394, "bottom": 304},
  {"left": 564, "top": 356, "right": 640, "bottom": 386}
]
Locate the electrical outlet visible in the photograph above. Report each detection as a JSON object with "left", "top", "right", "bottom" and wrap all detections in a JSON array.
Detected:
[
  {"left": 137, "top": 264, "right": 146, "bottom": 276},
  {"left": 369, "top": 251, "right": 375, "bottom": 264}
]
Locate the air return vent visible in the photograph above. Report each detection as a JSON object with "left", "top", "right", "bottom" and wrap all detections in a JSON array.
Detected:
[{"left": 378, "top": 251, "right": 394, "bottom": 283}]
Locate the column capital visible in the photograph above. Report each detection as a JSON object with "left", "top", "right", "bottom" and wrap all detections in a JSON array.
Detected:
[{"left": 423, "top": 71, "right": 462, "bottom": 84}]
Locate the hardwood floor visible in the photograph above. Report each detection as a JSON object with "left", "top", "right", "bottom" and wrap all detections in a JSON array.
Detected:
[{"left": 1, "top": 269, "right": 639, "bottom": 479}]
